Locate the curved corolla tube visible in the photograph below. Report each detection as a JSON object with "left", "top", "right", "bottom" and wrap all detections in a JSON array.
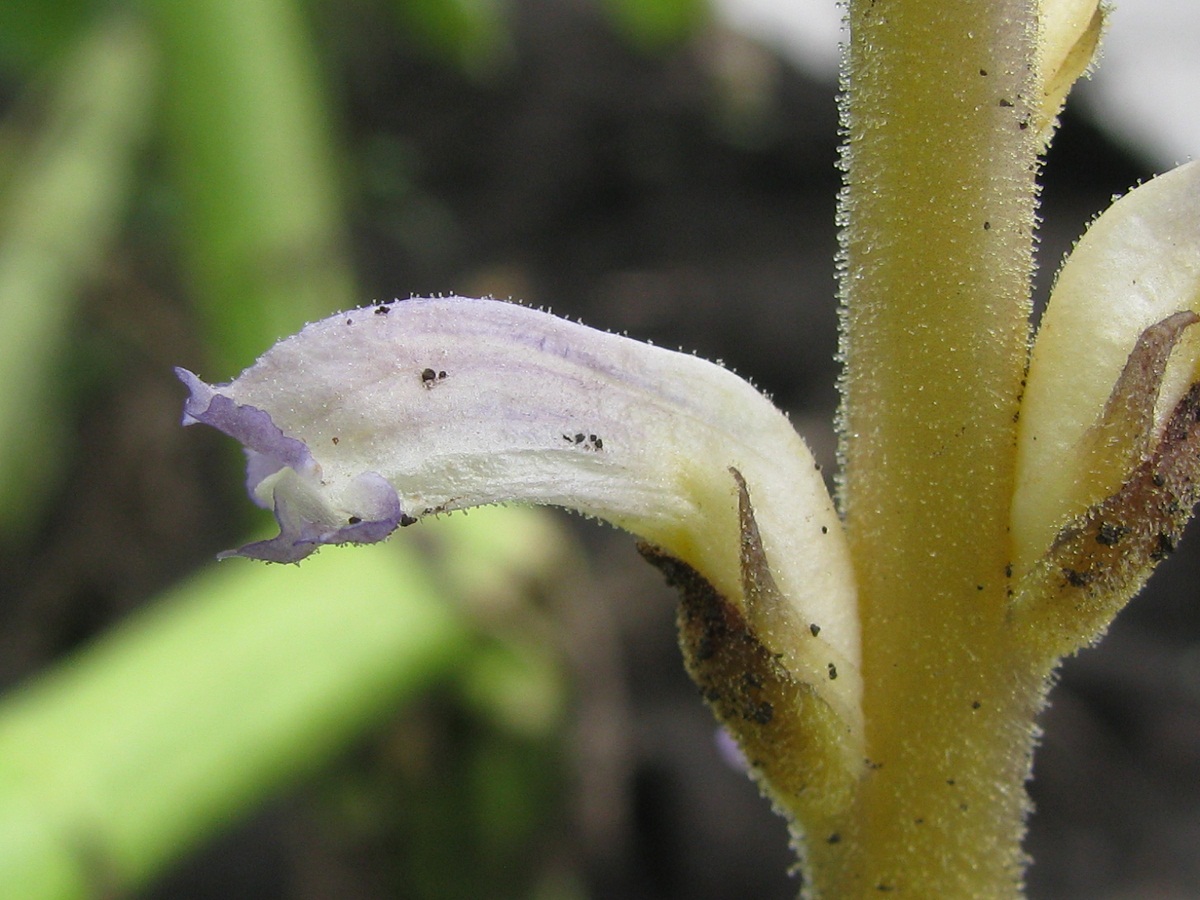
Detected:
[{"left": 178, "top": 296, "right": 862, "bottom": 745}]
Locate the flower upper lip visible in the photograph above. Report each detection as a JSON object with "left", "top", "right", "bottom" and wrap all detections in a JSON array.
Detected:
[{"left": 177, "top": 367, "right": 317, "bottom": 484}]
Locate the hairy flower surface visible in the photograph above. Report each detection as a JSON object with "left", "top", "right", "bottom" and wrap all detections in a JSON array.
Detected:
[{"left": 178, "top": 296, "right": 865, "bottom": 774}]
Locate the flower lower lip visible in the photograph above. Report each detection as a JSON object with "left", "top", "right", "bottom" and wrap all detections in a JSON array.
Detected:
[{"left": 178, "top": 370, "right": 409, "bottom": 563}]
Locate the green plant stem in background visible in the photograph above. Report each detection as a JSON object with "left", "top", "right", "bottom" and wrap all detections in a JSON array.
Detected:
[
  {"left": 0, "top": 506, "right": 569, "bottom": 900},
  {"left": 0, "top": 541, "right": 463, "bottom": 899},
  {"left": 0, "top": 15, "right": 154, "bottom": 536},
  {"left": 829, "top": 1, "right": 1043, "bottom": 895},
  {"left": 149, "top": 0, "right": 356, "bottom": 371},
  {"left": 600, "top": 0, "right": 709, "bottom": 49}
]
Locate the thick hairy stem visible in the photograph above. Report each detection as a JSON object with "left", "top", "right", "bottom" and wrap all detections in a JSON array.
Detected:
[{"left": 831, "top": 0, "right": 1043, "bottom": 895}]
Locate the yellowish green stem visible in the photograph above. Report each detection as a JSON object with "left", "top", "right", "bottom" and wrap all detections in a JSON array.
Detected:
[{"left": 831, "top": 0, "right": 1044, "bottom": 895}]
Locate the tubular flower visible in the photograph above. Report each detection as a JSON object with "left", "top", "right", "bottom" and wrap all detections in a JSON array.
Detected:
[
  {"left": 1012, "top": 160, "right": 1200, "bottom": 656},
  {"left": 178, "top": 296, "right": 865, "bottom": 815}
]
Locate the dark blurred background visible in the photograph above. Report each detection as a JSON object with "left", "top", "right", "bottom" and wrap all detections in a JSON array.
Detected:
[{"left": 0, "top": 0, "right": 1197, "bottom": 898}]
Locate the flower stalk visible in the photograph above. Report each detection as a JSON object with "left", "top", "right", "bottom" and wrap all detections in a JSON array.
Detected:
[{"left": 830, "top": 0, "right": 1045, "bottom": 894}]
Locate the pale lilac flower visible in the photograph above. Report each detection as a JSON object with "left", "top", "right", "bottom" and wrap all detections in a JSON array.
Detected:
[{"left": 178, "top": 296, "right": 864, "bottom": 742}]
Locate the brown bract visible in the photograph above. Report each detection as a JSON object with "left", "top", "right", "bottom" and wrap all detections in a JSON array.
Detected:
[
  {"left": 1013, "top": 313, "right": 1200, "bottom": 657},
  {"left": 640, "top": 469, "right": 860, "bottom": 831}
]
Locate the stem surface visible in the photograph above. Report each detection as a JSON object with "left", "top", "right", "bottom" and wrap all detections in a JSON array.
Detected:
[{"left": 831, "top": 0, "right": 1043, "bottom": 895}]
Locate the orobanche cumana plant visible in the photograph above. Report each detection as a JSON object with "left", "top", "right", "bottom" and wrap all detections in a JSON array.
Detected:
[{"left": 179, "top": 1, "right": 1200, "bottom": 895}]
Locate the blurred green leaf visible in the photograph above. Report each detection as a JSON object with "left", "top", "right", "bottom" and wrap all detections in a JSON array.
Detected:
[
  {"left": 601, "top": 0, "right": 709, "bottom": 49},
  {"left": 0, "top": 540, "right": 467, "bottom": 899},
  {"left": 149, "top": 0, "right": 357, "bottom": 372},
  {"left": 0, "top": 13, "right": 156, "bottom": 537},
  {"left": 0, "top": 505, "right": 574, "bottom": 900},
  {"left": 386, "top": 0, "right": 510, "bottom": 74},
  {"left": 0, "top": 0, "right": 97, "bottom": 76}
]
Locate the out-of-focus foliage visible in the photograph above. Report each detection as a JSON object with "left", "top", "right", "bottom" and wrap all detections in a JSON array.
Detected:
[
  {"left": 602, "top": 0, "right": 709, "bottom": 48},
  {"left": 385, "top": 0, "right": 512, "bottom": 73},
  {"left": 0, "top": 15, "right": 153, "bottom": 535},
  {"left": 149, "top": 0, "right": 356, "bottom": 372},
  {"left": 0, "top": 539, "right": 469, "bottom": 899},
  {"left": 0, "top": 0, "right": 95, "bottom": 74}
]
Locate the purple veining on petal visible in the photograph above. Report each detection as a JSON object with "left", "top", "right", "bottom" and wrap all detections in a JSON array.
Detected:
[
  {"left": 176, "top": 368, "right": 316, "bottom": 478},
  {"left": 218, "top": 472, "right": 406, "bottom": 563}
]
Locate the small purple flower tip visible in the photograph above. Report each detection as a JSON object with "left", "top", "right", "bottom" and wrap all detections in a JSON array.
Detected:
[
  {"left": 176, "top": 368, "right": 315, "bottom": 478},
  {"left": 176, "top": 368, "right": 408, "bottom": 562},
  {"left": 221, "top": 471, "right": 406, "bottom": 563}
]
